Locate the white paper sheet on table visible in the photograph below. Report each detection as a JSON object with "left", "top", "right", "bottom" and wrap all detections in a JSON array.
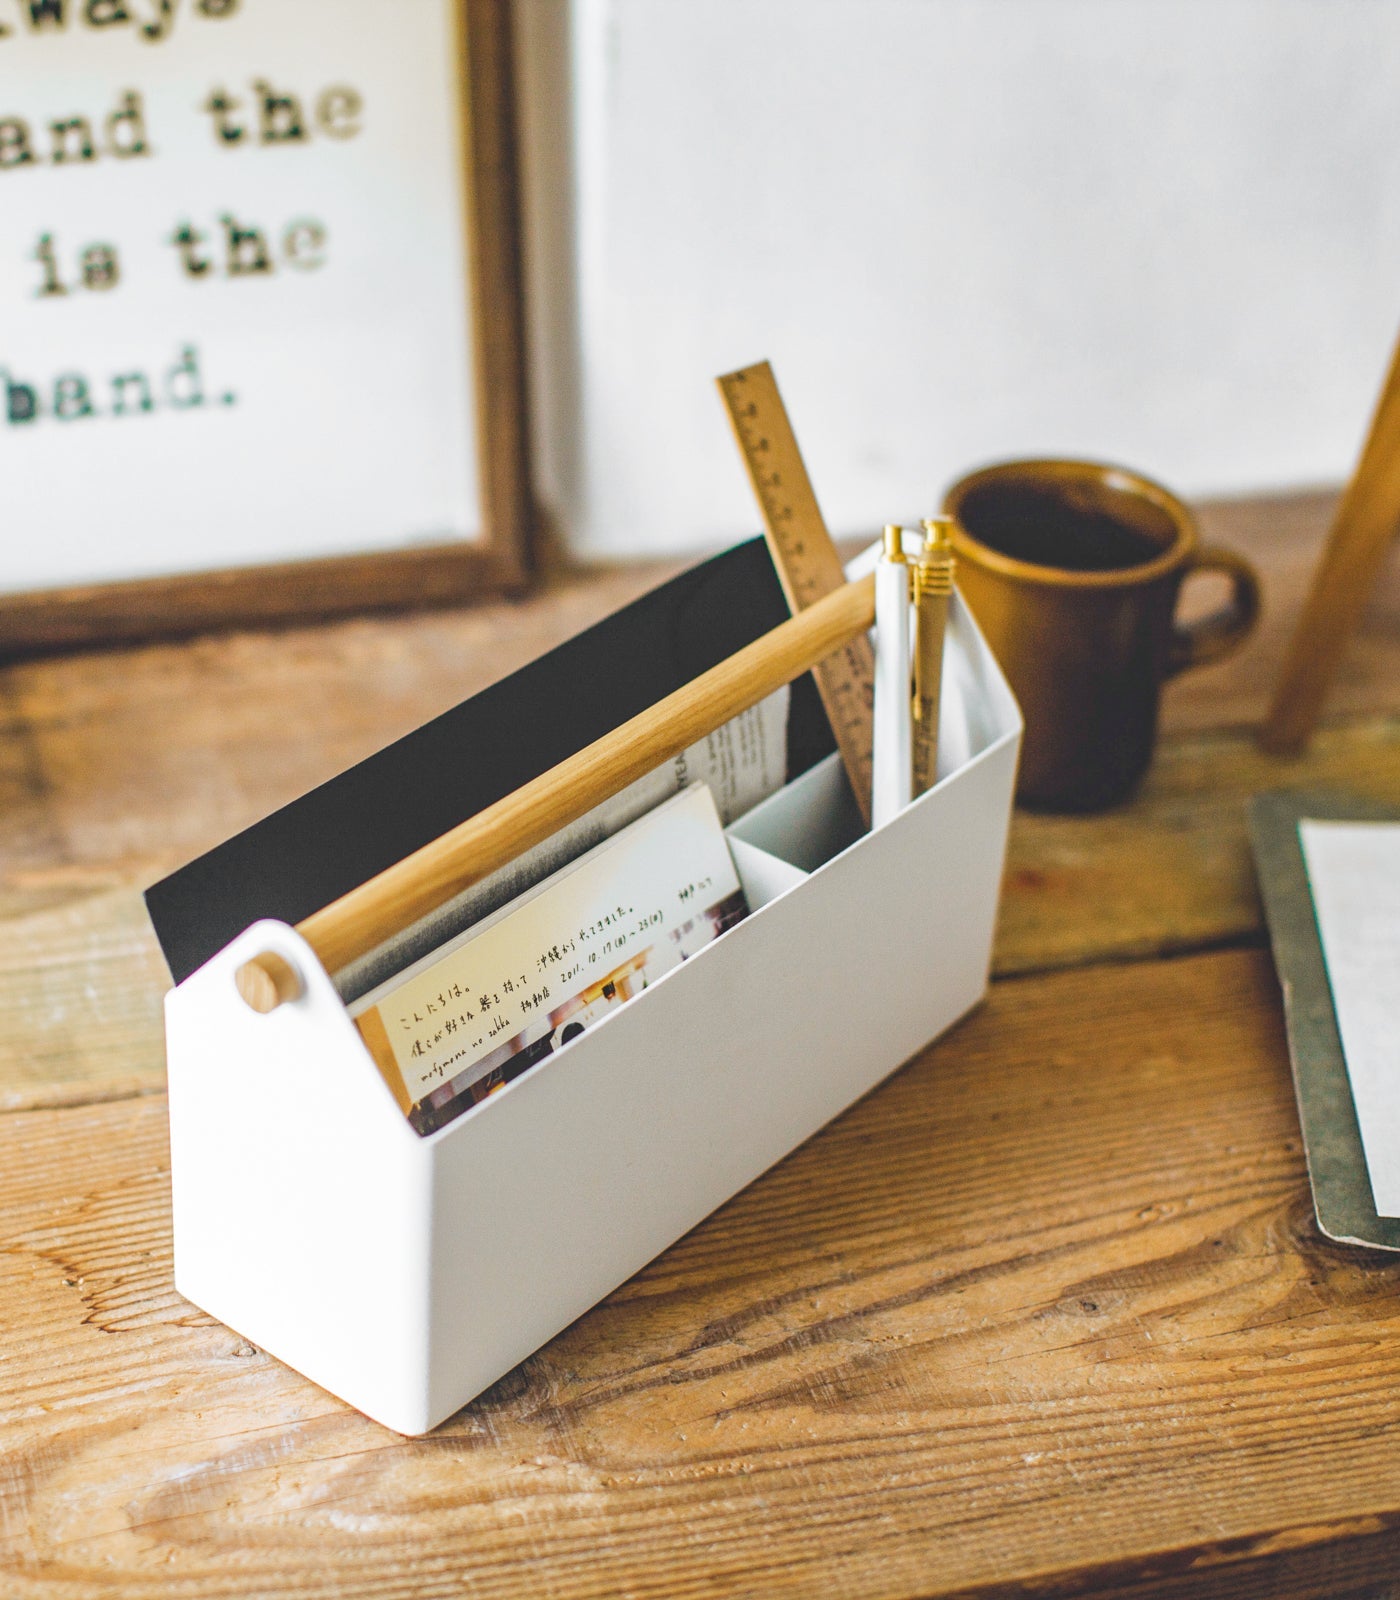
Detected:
[{"left": 1299, "top": 820, "right": 1400, "bottom": 1217}]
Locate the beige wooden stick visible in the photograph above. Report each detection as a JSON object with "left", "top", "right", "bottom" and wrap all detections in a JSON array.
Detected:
[
  {"left": 236, "top": 573, "right": 877, "bottom": 1011},
  {"left": 1260, "top": 326, "right": 1400, "bottom": 754}
]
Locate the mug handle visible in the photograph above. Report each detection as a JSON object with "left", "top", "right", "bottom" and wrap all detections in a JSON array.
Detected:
[{"left": 1168, "top": 546, "right": 1262, "bottom": 676}]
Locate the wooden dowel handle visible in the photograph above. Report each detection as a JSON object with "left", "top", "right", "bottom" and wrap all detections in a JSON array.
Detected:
[{"left": 236, "top": 573, "right": 877, "bottom": 1010}]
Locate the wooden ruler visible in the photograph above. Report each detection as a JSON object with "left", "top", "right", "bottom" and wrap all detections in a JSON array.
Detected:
[{"left": 717, "top": 360, "right": 874, "bottom": 822}]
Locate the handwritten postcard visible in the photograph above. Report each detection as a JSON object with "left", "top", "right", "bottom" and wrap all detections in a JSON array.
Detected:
[{"left": 351, "top": 783, "right": 748, "bottom": 1135}]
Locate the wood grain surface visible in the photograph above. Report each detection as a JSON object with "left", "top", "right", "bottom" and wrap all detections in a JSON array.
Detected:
[
  {"left": 4, "top": 489, "right": 1400, "bottom": 1598},
  {"left": 7, "top": 951, "right": 1400, "bottom": 1600},
  {"left": 997, "top": 714, "right": 1400, "bottom": 975},
  {"left": 0, "top": 890, "right": 165, "bottom": 1113}
]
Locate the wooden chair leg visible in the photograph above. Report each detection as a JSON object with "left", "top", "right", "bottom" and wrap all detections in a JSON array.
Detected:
[{"left": 1260, "top": 325, "right": 1400, "bottom": 754}]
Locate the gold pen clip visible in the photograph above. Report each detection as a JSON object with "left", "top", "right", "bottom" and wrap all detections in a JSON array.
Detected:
[
  {"left": 913, "top": 519, "right": 955, "bottom": 717},
  {"left": 911, "top": 519, "right": 956, "bottom": 792}
]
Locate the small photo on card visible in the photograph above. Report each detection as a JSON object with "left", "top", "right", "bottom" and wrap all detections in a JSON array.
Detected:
[{"left": 350, "top": 783, "right": 748, "bottom": 1135}]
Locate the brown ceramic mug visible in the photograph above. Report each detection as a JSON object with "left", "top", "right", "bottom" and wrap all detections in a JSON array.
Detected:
[{"left": 944, "top": 459, "right": 1261, "bottom": 811}]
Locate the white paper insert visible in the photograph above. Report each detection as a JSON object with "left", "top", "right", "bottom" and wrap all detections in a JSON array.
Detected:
[{"left": 1299, "top": 819, "right": 1400, "bottom": 1217}]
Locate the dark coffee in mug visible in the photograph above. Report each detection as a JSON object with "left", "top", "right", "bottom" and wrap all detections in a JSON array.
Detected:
[{"left": 951, "top": 479, "right": 1171, "bottom": 573}]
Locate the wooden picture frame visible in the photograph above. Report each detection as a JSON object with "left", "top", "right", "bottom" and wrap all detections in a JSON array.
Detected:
[{"left": 0, "top": 0, "right": 531, "bottom": 659}]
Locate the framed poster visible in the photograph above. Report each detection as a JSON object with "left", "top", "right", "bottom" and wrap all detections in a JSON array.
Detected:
[{"left": 0, "top": 0, "right": 530, "bottom": 654}]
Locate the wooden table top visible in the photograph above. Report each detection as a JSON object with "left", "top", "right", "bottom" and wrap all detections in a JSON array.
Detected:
[{"left": 3, "top": 491, "right": 1400, "bottom": 1600}]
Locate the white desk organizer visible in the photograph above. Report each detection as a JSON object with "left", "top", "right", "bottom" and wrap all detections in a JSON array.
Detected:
[{"left": 166, "top": 579, "right": 1021, "bottom": 1436}]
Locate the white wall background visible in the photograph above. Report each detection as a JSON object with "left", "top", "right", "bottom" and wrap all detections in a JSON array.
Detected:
[{"left": 516, "top": 0, "right": 1400, "bottom": 559}]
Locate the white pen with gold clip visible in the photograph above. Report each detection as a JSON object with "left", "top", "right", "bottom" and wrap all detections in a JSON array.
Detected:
[{"left": 872, "top": 524, "right": 914, "bottom": 829}]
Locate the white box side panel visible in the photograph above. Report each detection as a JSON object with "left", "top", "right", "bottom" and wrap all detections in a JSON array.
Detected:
[
  {"left": 168, "top": 920, "right": 436, "bottom": 1434},
  {"left": 421, "top": 731, "right": 1018, "bottom": 1426}
]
